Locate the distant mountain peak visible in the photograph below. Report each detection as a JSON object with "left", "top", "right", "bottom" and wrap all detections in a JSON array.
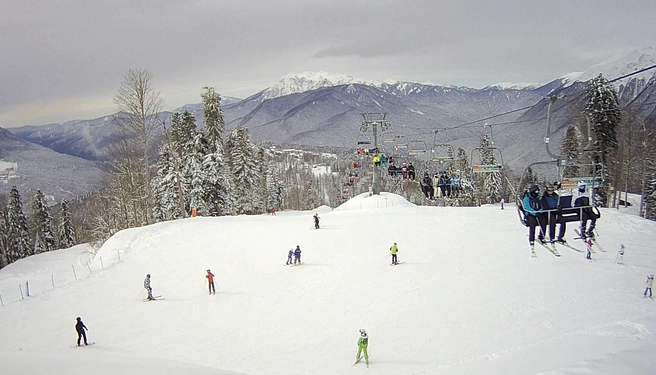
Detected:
[
  {"left": 560, "top": 46, "right": 656, "bottom": 86},
  {"left": 262, "top": 71, "right": 369, "bottom": 99},
  {"left": 485, "top": 82, "right": 541, "bottom": 90}
]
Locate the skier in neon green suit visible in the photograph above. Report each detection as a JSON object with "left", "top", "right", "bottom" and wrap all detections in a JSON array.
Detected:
[{"left": 355, "top": 329, "right": 369, "bottom": 365}]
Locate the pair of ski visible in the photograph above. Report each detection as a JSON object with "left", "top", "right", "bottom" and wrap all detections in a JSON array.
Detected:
[
  {"left": 573, "top": 229, "right": 605, "bottom": 252},
  {"left": 142, "top": 295, "right": 163, "bottom": 302},
  {"left": 390, "top": 261, "right": 405, "bottom": 266},
  {"left": 532, "top": 241, "right": 561, "bottom": 257},
  {"left": 353, "top": 358, "right": 369, "bottom": 368},
  {"left": 70, "top": 342, "right": 95, "bottom": 348}
]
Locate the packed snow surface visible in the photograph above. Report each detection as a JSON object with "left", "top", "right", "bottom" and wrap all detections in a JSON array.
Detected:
[{"left": 1, "top": 192, "right": 656, "bottom": 375}]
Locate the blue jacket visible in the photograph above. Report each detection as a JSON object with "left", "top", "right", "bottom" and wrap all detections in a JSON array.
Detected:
[
  {"left": 287, "top": 250, "right": 293, "bottom": 258},
  {"left": 522, "top": 194, "right": 542, "bottom": 216},
  {"left": 541, "top": 192, "right": 560, "bottom": 210},
  {"left": 294, "top": 247, "right": 301, "bottom": 257}
]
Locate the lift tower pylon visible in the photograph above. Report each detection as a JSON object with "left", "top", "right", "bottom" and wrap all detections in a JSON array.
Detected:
[{"left": 360, "top": 113, "right": 391, "bottom": 195}]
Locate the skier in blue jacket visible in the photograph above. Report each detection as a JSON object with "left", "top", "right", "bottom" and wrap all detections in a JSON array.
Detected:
[
  {"left": 286, "top": 249, "right": 293, "bottom": 265},
  {"left": 541, "top": 183, "right": 566, "bottom": 244},
  {"left": 75, "top": 317, "right": 89, "bottom": 346},
  {"left": 521, "top": 185, "right": 546, "bottom": 246},
  {"left": 294, "top": 246, "right": 302, "bottom": 265}
]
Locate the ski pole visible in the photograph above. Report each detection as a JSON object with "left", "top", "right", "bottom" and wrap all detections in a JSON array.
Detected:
[{"left": 382, "top": 253, "right": 390, "bottom": 260}]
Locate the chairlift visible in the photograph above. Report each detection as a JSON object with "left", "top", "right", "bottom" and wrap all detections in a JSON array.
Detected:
[
  {"left": 470, "top": 147, "right": 504, "bottom": 173},
  {"left": 382, "top": 132, "right": 396, "bottom": 144},
  {"left": 394, "top": 135, "right": 409, "bottom": 150},
  {"left": 407, "top": 140, "right": 427, "bottom": 156},
  {"left": 516, "top": 97, "right": 604, "bottom": 228},
  {"left": 431, "top": 128, "right": 455, "bottom": 163}
]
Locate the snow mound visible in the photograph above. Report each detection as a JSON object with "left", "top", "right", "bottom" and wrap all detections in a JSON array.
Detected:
[{"left": 332, "top": 192, "right": 413, "bottom": 211}]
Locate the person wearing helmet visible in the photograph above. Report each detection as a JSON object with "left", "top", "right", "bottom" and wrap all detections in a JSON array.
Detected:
[
  {"left": 645, "top": 275, "right": 654, "bottom": 298},
  {"left": 540, "top": 182, "right": 566, "bottom": 244},
  {"left": 585, "top": 239, "right": 593, "bottom": 260},
  {"left": 521, "top": 184, "right": 546, "bottom": 246},
  {"left": 294, "top": 245, "right": 302, "bottom": 265},
  {"left": 75, "top": 317, "right": 89, "bottom": 346},
  {"left": 354, "top": 329, "right": 369, "bottom": 366},
  {"left": 574, "top": 182, "right": 598, "bottom": 239},
  {"left": 144, "top": 274, "right": 154, "bottom": 300},
  {"left": 206, "top": 269, "right": 216, "bottom": 295},
  {"left": 313, "top": 213, "right": 320, "bottom": 229},
  {"left": 421, "top": 173, "right": 434, "bottom": 199},
  {"left": 390, "top": 242, "right": 399, "bottom": 265},
  {"left": 286, "top": 248, "right": 294, "bottom": 265}
]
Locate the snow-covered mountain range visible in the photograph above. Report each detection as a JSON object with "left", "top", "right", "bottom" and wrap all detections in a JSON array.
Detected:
[{"left": 5, "top": 48, "right": 656, "bottom": 194}]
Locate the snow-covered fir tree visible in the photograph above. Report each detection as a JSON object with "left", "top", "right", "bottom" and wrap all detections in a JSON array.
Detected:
[
  {"left": 265, "top": 162, "right": 285, "bottom": 211},
  {"left": 226, "top": 125, "right": 262, "bottom": 214},
  {"left": 185, "top": 131, "right": 210, "bottom": 216},
  {"left": 645, "top": 177, "right": 656, "bottom": 221},
  {"left": 202, "top": 141, "right": 236, "bottom": 216},
  {"left": 0, "top": 201, "right": 7, "bottom": 268},
  {"left": 6, "top": 186, "right": 32, "bottom": 262},
  {"left": 478, "top": 134, "right": 502, "bottom": 204},
  {"left": 201, "top": 86, "right": 225, "bottom": 151},
  {"left": 31, "top": 189, "right": 56, "bottom": 253},
  {"left": 585, "top": 73, "right": 621, "bottom": 206},
  {"left": 58, "top": 199, "right": 77, "bottom": 249},
  {"left": 152, "top": 142, "right": 185, "bottom": 221},
  {"left": 561, "top": 124, "right": 581, "bottom": 178}
]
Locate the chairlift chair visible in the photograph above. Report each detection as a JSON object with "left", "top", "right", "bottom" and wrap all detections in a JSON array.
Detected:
[
  {"left": 516, "top": 98, "right": 604, "bottom": 229},
  {"left": 470, "top": 147, "right": 504, "bottom": 173},
  {"left": 407, "top": 140, "right": 427, "bottom": 156},
  {"left": 394, "top": 135, "right": 409, "bottom": 150}
]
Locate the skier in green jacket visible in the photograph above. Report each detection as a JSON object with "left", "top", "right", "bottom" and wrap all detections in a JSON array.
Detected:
[
  {"left": 390, "top": 243, "right": 399, "bottom": 265},
  {"left": 355, "top": 329, "right": 369, "bottom": 365}
]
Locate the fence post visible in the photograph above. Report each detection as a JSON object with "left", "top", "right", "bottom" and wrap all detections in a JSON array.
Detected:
[
  {"left": 51, "top": 274, "right": 55, "bottom": 288},
  {"left": 117, "top": 250, "right": 121, "bottom": 262},
  {"left": 100, "top": 256, "right": 104, "bottom": 270},
  {"left": 26, "top": 281, "right": 30, "bottom": 297},
  {"left": 19, "top": 284, "right": 24, "bottom": 299},
  {"left": 72, "top": 265, "right": 78, "bottom": 280},
  {"left": 86, "top": 261, "right": 92, "bottom": 273},
  {"left": 0, "top": 293, "right": 3, "bottom": 307}
]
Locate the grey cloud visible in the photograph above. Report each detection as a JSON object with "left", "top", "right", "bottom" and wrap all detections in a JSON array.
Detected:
[{"left": 1, "top": 0, "right": 655, "bottom": 126}]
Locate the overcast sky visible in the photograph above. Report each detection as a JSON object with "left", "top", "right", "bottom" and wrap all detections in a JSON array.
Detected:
[{"left": 1, "top": 0, "right": 654, "bottom": 127}]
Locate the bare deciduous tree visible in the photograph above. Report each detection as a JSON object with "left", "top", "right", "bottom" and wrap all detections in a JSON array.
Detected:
[{"left": 113, "top": 69, "right": 163, "bottom": 224}]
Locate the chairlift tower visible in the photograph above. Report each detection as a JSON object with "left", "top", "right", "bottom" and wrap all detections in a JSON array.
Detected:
[{"left": 360, "top": 113, "right": 391, "bottom": 195}]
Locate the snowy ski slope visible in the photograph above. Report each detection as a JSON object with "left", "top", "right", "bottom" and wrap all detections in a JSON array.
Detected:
[{"left": 1, "top": 192, "right": 655, "bottom": 375}]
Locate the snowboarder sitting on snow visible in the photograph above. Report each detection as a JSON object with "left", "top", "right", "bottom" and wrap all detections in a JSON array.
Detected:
[
  {"left": 645, "top": 275, "right": 654, "bottom": 298},
  {"left": 206, "top": 269, "right": 216, "bottom": 295},
  {"left": 144, "top": 274, "right": 154, "bottom": 300},
  {"left": 294, "top": 245, "right": 302, "bottom": 264},
  {"left": 521, "top": 185, "right": 546, "bottom": 247},
  {"left": 75, "top": 317, "right": 89, "bottom": 346},
  {"left": 313, "top": 213, "right": 320, "bottom": 229},
  {"left": 390, "top": 242, "right": 399, "bottom": 265},
  {"left": 286, "top": 249, "right": 294, "bottom": 265},
  {"left": 355, "top": 329, "right": 369, "bottom": 365},
  {"left": 574, "top": 182, "right": 598, "bottom": 239}
]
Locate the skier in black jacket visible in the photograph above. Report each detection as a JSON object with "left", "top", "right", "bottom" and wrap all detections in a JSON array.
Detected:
[{"left": 75, "top": 317, "right": 89, "bottom": 346}]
